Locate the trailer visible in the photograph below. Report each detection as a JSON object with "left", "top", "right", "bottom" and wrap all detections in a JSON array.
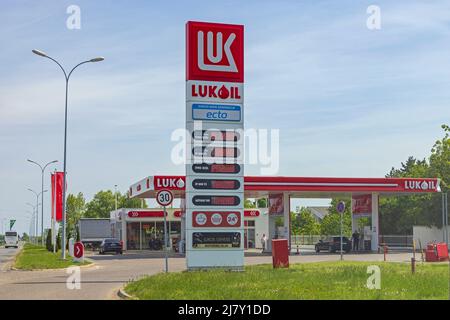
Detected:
[{"left": 78, "top": 218, "right": 112, "bottom": 249}]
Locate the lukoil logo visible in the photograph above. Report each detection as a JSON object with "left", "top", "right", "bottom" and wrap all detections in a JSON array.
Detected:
[
  {"left": 404, "top": 180, "right": 437, "bottom": 191},
  {"left": 186, "top": 21, "right": 243, "bottom": 82},
  {"left": 155, "top": 176, "right": 185, "bottom": 189},
  {"left": 191, "top": 83, "right": 241, "bottom": 100},
  {"left": 197, "top": 30, "right": 237, "bottom": 72}
]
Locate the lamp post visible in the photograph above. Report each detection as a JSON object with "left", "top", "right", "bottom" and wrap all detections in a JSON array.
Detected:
[
  {"left": 28, "top": 189, "right": 47, "bottom": 245},
  {"left": 25, "top": 212, "right": 33, "bottom": 241},
  {"left": 32, "top": 49, "right": 104, "bottom": 259},
  {"left": 114, "top": 185, "right": 118, "bottom": 211},
  {"left": 27, "top": 159, "right": 58, "bottom": 246},
  {"left": 26, "top": 203, "right": 37, "bottom": 243}
]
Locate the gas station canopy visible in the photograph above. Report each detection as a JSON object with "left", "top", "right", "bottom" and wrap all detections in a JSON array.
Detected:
[{"left": 129, "top": 175, "right": 441, "bottom": 199}]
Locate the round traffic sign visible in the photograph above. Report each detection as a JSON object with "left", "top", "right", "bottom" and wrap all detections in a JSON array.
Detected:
[
  {"left": 336, "top": 201, "right": 346, "bottom": 213},
  {"left": 156, "top": 189, "right": 174, "bottom": 207},
  {"left": 74, "top": 242, "right": 84, "bottom": 259}
]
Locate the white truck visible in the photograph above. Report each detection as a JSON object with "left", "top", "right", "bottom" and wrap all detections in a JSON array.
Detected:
[
  {"left": 5, "top": 231, "right": 19, "bottom": 248},
  {"left": 78, "top": 218, "right": 112, "bottom": 249}
]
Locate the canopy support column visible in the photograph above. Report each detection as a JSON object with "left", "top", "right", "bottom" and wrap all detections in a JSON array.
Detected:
[
  {"left": 283, "top": 193, "right": 291, "bottom": 250},
  {"left": 371, "top": 193, "right": 379, "bottom": 251}
]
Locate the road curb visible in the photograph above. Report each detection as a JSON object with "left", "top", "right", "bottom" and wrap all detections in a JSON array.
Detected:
[
  {"left": 117, "top": 287, "right": 134, "bottom": 300},
  {"left": 10, "top": 260, "right": 96, "bottom": 272}
]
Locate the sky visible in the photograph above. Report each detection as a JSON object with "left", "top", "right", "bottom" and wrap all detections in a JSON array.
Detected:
[{"left": 0, "top": 0, "right": 449, "bottom": 235}]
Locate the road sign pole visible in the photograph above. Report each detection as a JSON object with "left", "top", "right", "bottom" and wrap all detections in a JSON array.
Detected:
[
  {"left": 340, "top": 212, "right": 343, "bottom": 261},
  {"left": 156, "top": 190, "right": 173, "bottom": 273},
  {"left": 164, "top": 205, "right": 168, "bottom": 273},
  {"left": 336, "top": 201, "right": 345, "bottom": 261}
]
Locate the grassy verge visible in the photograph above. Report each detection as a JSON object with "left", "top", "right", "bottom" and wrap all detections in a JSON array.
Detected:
[
  {"left": 125, "top": 261, "right": 449, "bottom": 300},
  {"left": 14, "top": 243, "right": 91, "bottom": 270}
]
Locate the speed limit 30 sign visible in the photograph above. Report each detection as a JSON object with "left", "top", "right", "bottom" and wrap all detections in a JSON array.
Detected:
[{"left": 156, "top": 189, "right": 174, "bottom": 207}]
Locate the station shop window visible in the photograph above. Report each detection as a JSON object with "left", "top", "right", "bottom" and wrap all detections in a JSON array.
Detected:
[{"left": 127, "top": 222, "right": 140, "bottom": 250}]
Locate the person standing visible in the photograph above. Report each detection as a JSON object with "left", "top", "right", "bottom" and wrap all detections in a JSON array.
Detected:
[
  {"left": 260, "top": 234, "right": 267, "bottom": 253},
  {"left": 352, "top": 230, "right": 360, "bottom": 251}
]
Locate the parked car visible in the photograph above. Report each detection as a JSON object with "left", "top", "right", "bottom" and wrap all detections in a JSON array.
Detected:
[
  {"left": 99, "top": 238, "right": 123, "bottom": 255},
  {"left": 315, "top": 236, "right": 351, "bottom": 253}
]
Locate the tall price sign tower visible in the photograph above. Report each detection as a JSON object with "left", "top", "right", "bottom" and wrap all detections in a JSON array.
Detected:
[{"left": 185, "top": 21, "right": 244, "bottom": 269}]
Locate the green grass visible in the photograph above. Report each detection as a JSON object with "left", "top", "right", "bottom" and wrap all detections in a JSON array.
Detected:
[
  {"left": 125, "top": 261, "right": 449, "bottom": 300},
  {"left": 14, "top": 243, "right": 91, "bottom": 270}
]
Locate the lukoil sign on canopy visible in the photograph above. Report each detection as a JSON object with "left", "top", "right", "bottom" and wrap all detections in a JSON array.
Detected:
[
  {"left": 186, "top": 21, "right": 244, "bottom": 82},
  {"left": 404, "top": 179, "right": 439, "bottom": 191},
  {"left": 154, "top": 176, "right": 186, "bottom": 190}
]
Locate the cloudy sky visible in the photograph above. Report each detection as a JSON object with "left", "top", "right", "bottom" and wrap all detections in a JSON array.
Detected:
[{"left": 1, "top": 0, "right": 449, "bottom": 234}]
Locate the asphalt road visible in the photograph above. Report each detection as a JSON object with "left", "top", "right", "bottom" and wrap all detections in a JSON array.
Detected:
[
  {"left": 0, "top": 250, "right": 415, "bottom": 300},
  {"left": 0, "top": 246, "right": 20, "bottom": 271}
]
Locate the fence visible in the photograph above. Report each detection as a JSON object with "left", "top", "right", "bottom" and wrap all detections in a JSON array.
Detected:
[
  {"left": 378, "top": 235, "right": 413, "bottom": 248},
  {"left": 292, "top": 234, "right": 414, "bottom": 248}
]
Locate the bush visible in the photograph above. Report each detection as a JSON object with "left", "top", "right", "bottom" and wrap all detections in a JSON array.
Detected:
[
  {"left": 56, "top": 230, "right": 61, "bottom": 252},
  {"left": 45, "top": 229, "right": 52, "bottom": 252}
]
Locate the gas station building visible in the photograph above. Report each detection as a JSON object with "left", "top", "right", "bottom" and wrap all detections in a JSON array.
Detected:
[{"left": 117, "top": 175, "right": 441, "bottom": 252}]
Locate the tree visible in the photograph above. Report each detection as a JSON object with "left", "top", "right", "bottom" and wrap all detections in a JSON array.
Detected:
[
  {"left": 320, "top": 199, "right": 352, "bottom": 236},
  {"left": 21, "top": 233, "right": 29, "bottom": 242},
  {"left": 118, "top": 191, "right": 147, "bottom": 208},
  {"left": 84, "top": 190, "right": 147, "bottom": 218},
  {"left": 244, "top": 199, "right": 256, "bottom": 208},
  {"left": 45, "top": 228, "right": 52, "bottom": 252},
  {"left": 56, "top": 229, "right": 61, "bottom": 252},
  {"left": 84, "top": 190, "right": 115, "bottom": 218},
  {"left": 257, "top": 198, "right": 267, "bottom": 208},
  {"left": 379, "top": 124, "right": 449, "bottom": 233},
  {"left": 66, "top": 192, "right": 86, "bottom": 245},
  {"left": 293, "top": 208, "right": 321, "bottom": 235}
]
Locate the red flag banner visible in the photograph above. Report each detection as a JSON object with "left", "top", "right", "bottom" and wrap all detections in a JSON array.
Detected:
[
  {"left": 53, "top": 171, "right": 65, "bottom": 222},
  {"left": 51, "top": 173, "right": 55, "bottom": 219}
]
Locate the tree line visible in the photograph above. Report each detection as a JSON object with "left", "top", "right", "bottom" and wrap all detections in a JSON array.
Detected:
[{"left": 248, "top": 125, "right": 449, "bottom": 236}]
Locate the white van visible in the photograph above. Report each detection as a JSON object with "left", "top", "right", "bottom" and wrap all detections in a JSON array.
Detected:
[{"left": 5, "top": 231, "right": 19, "bottom": 248}]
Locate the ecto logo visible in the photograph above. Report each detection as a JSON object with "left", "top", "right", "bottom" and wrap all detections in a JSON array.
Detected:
[
  {"left": 187, "top": 21, "right": 244, "bottom": 83},
  {"left": 404, "top": 179, "right": 438, "bottom": 191}
]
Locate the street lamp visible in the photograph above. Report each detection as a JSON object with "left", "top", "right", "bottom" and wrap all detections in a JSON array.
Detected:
[
  {"left": 32, "top": 49, "right": 104, "bottom": 259},
  {"left": 27, "top": 159, "right": 58, "bottom": 246},
  {"left": 26, "top": 203, "right": 36, "bottom": 243},
  {"left": 28, "top": 188, "right": 47, "bottom": 245}
]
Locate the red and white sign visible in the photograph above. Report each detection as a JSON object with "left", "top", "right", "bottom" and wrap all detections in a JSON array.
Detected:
[
  {"left": 186, "top": 80, "right": 243, "bottom": 103},
  {"left": 244, "top": 210, "right": 260, "bottom": 217},
  {"left": 352, "top": 194, "right": 372, "bottom": 216},
  {"left": 154, "top": 176, "right": 185, "bottom": 191},
  {"left": 156, "top": 189, "right": 174, "bottom": 206},
  {"left": 74, "top": 242, "right": 84, "bottom": 259},
  {"left": 192, "top": 211, "right": 241, "bottom": 228},
  {"left": 269, "top": 194, "right": 284, "bottom": 216},
  {"left": 127, "top": 210, "right": 182, "bottom": 218},
  {"left": 186, "top": 21, "right": 244, "bottom": 83},
  {"left": 128, "top": 211, "right": 166, "bottom": 218}
]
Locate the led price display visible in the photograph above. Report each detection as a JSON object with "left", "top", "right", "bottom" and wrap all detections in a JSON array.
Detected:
[
  {"left": 192, "top": 179, "right": 240, "bottom": 190},
  {"left": 192, "top": 163, "right": 241, "bottom": 174},
  {"left": 192, "top": 130, "right": 240, "bottom": 142},
  {"left": 192, "top": 147, "right": 239, "bottom": 158},
  {"left": 192, "top": 195, "right": 240, "bottom": 206}
]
